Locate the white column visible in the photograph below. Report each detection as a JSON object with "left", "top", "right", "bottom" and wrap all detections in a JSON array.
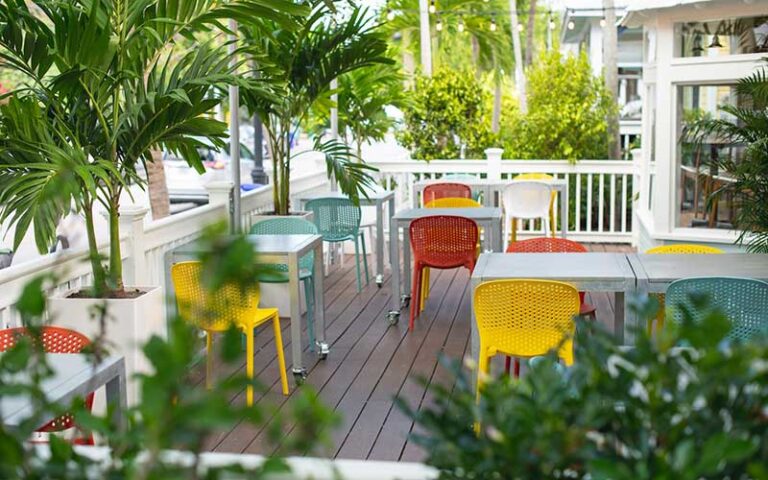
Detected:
[
  {"left": 590, "top": 21, "right": 604, "bottom": 77},
  {"left": 652, "top": 18, "right": 674, "bottom": 235},
  {"left": 116, "top": 206, "right": 149, "bottom": 286},
  {"left": 485, "top": 148, "right": 504, "bottom": 181},
  {"left": 229, "top": 19, "right": 241, "bottom": 233},
  {"left": 419, "top": 0, "right": 432, "bottom": 77}
]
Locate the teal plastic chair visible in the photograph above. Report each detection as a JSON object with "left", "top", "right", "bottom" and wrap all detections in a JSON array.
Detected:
[
  {"left": 250, "top": 217, "right": 318, "bottom": 350},
  {"left": 306, "top": 197, "right": 369, "bottom": 292},
  {"left": 665, "top": 277, "right": 768, "bottom": 341}
]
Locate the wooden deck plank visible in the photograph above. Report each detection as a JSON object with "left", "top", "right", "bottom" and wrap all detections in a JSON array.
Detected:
[{"left": 196, "top": 244, "right": 634, "bottom": 461}]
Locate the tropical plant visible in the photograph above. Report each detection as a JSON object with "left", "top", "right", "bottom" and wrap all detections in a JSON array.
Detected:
[
  {"left": 0, "top": 227, "right": 338, "bottom": 478},
  {"left": 310, "top": 64, "right": 408, "bottom": 159},
  {"left": 403, "top": 296, "right": 768, "bottom": 479},
  {"left": 240, "top": 1, "right": 392, "bottom": 216},
  {"left": 0, "top": 0, "right": 304, "bottom": 297},
  {"left": 502, "top": 50, "right": 616, "bottom": 161},
  {"left": 690, "top": 65, "right": 768, "bottom": 252},
  {"left": 397, "top": 68, "right": 497, "bottom": 160}
]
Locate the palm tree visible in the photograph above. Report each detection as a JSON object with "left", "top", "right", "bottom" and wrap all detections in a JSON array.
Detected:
[
  {"left": 240, "top": 1, "right": 392, "bottom": 215},
  {"left": 0, "top": 0, "right": 304, "bottom": 296},
  {"left": 694, "top": 66, "right": 768, "bottom": 252}
]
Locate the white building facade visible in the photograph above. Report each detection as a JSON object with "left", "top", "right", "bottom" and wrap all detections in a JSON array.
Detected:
[{"left": 625, "top": 0, "right": 767, "bottom": 251}]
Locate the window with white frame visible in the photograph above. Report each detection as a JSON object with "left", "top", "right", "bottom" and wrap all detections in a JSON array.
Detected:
[
  {"left": 676, "top": 84, "right": 746, "bottom": 229},
  {"left": 675, "top": 16, "right": 768, "bottom": 58}
]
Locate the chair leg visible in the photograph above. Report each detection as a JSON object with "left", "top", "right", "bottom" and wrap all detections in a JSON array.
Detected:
[
  {"left": 476, "top": 347, "right": 490, "bottom": 401},
  {"left": 272, "top": 315, "right": 290, "bottom": 396},
  {"left": 511, "top": 217, "right": 517, "bottom": 244},
  {"left": 245, "top": 327, "right": 254, "bottom": 406},
  {"left": 206, "top": 331, "right": 214, "bottom": 390},
  {"left": 409, "top": 264, "right": 423, "bottom": 331},
  {"left": 360, "top": 231, "right": 370, "bottom": 285},
  {"left": 549, "top": 204, "right": 556, "bottom": 238},
  {"left": 303, "top": 277, "right": 315, "bottom": 352},
  {"left": 420, "top": 267, "right": 430, "bottom": 313},
  {"left": 353, "top": 238, "right": 363, "bottom": 292}
]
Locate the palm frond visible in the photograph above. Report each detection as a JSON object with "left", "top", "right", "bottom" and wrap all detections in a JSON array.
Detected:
[{"left": 311, "top": 136, "right": 378, "bottom": 206}]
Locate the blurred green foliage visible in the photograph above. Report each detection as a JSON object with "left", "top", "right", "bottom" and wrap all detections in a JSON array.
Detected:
[
  {"left": 0, "top": 227, "right": 338, "bottom": 478},
  {"left": 404, "top": 295, "right": 768, "bottom": 479}
]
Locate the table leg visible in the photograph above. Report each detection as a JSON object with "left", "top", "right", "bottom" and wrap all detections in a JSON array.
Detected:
[
  {"left": 106, "top": 359, "right": 127, "bottom": 431},
  {"left": 412, "top": 183, "right": 419, "bottom": 208},
  {"left": 388, "top": 219, "right": 402, "bottom": 323},
  {"left": 470, "top": 276, "right": 481, "bottom": 388},
  {"left": 313, "top": 242, "right": 329, "bottom": 359},
  {"left": 375, "top": 199, "right": 385, "bottom": 287},
  {"left": 388, "top": 197, "right": 396, "bottom": 268},
  {"left": 615, "top": 291, "right": 626, "bottom": 345},
  {"left": 288, "top": 254, "right": 305, "bottom": 381},
  {"left": 494, "top": 218, "right": 503, "bottom": 252},
  {"left": 560, "top": 183, "right": 568, "bottom": 238},
  {"left": 403, "top": 226, "right": 411, "bottom": 296}
]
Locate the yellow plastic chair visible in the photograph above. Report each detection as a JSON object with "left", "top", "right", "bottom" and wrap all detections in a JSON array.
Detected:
[
  {"left": 510, "top": 173, "right": 557, "bottom": 242},
  {"left": 171, "top": 261, "right": 290, "bottom": 405},
  {"left": 424, "top": 197, "right": 483, "bottom": 208},
  {"left": 420, "top": 197, "right": 482, "bottom": 312},
  {"left": 473, "top": 279, "right": 579, "bottom": 399},
  {"left": 645, "top": 244, "right": 723, "bottom": 333}
]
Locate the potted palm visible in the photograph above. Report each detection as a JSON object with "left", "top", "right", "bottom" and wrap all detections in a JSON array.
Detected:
[
  {"left": 241, "top": 1, "right": 391, "bottom": 217},
  {"left": 0, "top": 0, "right": 302, "bottom": 401}
]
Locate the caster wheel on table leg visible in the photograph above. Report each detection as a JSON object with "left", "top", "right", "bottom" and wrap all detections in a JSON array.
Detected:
[
  {"left": 400, "top": 295, "right": 410, "bottom": 309},
  {"left": 316, "top": 342, "right": 330, "bottom": 360},
  {"left": 375, "top": 274, "right": 383, "bottom": 288},
  {"left": 292, "top": 369, "right": 307, "bottom": 385},
  {"left": 386, "top": 311, "right": 400, "bottom": 325}
]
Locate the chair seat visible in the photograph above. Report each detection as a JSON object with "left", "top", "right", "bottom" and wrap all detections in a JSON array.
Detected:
[{"left": 236, "top": 307, "right": 279, "bottom": 330}]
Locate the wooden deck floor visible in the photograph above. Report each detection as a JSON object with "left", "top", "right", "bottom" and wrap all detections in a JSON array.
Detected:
[{"left": 197, "top": 243, "right": 634, "bottom": 461}]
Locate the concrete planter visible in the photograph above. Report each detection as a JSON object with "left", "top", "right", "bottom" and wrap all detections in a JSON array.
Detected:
[{"left": 47, "top": 286, "right": 164, "bottom": 405}]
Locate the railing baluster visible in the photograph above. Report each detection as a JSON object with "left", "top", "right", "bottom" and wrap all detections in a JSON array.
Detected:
[
  {"left": 621, "top": 174, "right": 628, "bottom": 233},
  {"left": 586, "top": 174, "right": 593, "bottom": 232},
  {"left": 609, "top": 174, "right": 616, "bottom": 233},
  {"left": 598, "top": 174, "right": 605, "bottom": 233},
  {"left": 575, "top": 173, "right": 581, "bottom": 232}
]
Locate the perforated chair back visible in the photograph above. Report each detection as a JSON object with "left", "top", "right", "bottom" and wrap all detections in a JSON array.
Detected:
[
  {"left": 305, "top": 197, "right": 362, "bottom": 242},
  {"left": 506, "top": 237, "right": 587, "bottom": 254},
  {"left": 171, "top": 261, "right": 261, "bottom": 332},
  {"left": 422, "top": 182, "right": 472, "bottom": 206},
  {"left": 502, "top": 181, "right": 552, "bottom": 219},
  {"left": 0, "top": 327, "right": 94, "bottom": 436},
  {"left": 425, "top": 197, "right": 482, "bottom": 208},
  {"left": 514, "top": 173, "right": 553, "bottom": 181},
  {"left": 646, "top": 244, "right": 724, "bottom": 254},
  {"left": 410, "top": 215, "right": 478, "bottom": 269},
  {"left": 250, "top": 217, "right": 317, "bottom": 272},
  {"left": 474, "top": 280, "right": 579, "bottom": 364},
  {"left": 665, "top": 277, "right": 768, "bottom": 341}
]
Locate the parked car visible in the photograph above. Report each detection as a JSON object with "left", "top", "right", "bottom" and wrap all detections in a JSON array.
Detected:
[{"left": 165, "top": 138, "right": 262, "bottom": 205}]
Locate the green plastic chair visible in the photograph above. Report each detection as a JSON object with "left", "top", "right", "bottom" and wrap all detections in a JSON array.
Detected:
[
  {"left": 250, "top": 217, "right": 318, "bottom": 350},
  {"left": 306, "top": 197, "right": 369, "bottom": 292},
  {"left": 665, "top": 277, "right": 768, "bottom": 341}
]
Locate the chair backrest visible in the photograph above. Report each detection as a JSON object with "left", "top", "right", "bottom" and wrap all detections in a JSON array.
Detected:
[
  {"left": 502, "top": 181, "right": 552, "bottom": 219},
  {"left": 665, "top": 277, "right": 768, "bottom": 341},
  {"left": 409, "top": 215, "right": 478, "bottom": 269},
  {"left": 514, "top": 173, "right": 553, "bottom": 181},
  {"left": 646, "top": 244, "right": 723, "bottom": 254},
  {"left": 171, "top": 261, "right": 260, "bottom": 332},
  {"left": 474, "top": 280, "right": 579, "bottom": 364},
  {"left": 422, "top": 182, "right": 472, "bottom": 206},
  {"left": 0, "top": 326, "right": 90, "bottom": 354},
  {"left": 250, "top": 217, "right": 317, "bottom": 271},
  {"left": 305, "top": 197, "right": 362, "bottom": 241},
  {"left": 425, "top": 197, "right": 483, "bottom": 209},
  {"left": 506, "top": 237, "right": 588, "bottom": 254}
]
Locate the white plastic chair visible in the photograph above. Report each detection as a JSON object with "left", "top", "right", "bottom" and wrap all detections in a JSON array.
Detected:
[{"left": 502, "top": 181, "right": 553, "bottom": 249}]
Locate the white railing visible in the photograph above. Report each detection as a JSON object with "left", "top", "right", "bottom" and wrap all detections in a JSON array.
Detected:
[
  {"left": 0, "top": 156, "right": 330, "bottom": 329},
  {"left": 370, "top": 151, "right": 639, "bottom": 243}
]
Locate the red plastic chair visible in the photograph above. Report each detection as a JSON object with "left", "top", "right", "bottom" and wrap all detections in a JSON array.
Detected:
[
  {"left": 422, "top": 182, "right": 472, "bottom": 206},
  {"left": 505, "top": 237, "right": 596, "bottom": 376},
  {"left": 0, "top": 327, "right": 95, "bottom": 445},
  {"left": 409, "top": 215, "right": 479, "bottom": 330}
]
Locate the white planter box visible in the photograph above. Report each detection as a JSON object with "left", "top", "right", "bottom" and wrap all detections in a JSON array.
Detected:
[{"left": 47, "top": 286, "right": 164, "bottom": 405}]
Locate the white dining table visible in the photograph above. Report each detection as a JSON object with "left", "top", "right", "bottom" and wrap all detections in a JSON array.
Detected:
[
  {"left": 1, "top": 354, "right": 127, "bottom": 431},
  {"left": 412, "top": 178, "right": 568, "bottom": 238}
]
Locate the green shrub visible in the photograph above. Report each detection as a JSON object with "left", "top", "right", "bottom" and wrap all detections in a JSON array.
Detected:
[
  {"left": 404, "top": 296, "right": 768, "bottom": 479},
  {"left": 503, "top": 50, "right": 617, "bottom": 161},
  {"left": 397, "top": 69, "right": 497, "bottom": 160}
]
